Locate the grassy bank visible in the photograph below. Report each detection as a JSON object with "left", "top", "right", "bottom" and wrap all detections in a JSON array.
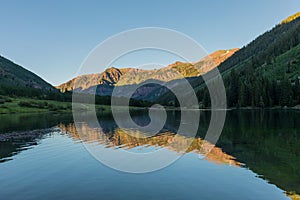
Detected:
[{"left": 0, "top": 96, "right": 113, "bottom": 114}]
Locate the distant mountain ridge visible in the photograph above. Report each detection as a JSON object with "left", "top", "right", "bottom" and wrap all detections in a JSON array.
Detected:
[
  {"left": 57, "top": 48, "right": 239, "bottom": 97},
  {"left": 57, "top": 68, "right": 130, "bottom": 92}
]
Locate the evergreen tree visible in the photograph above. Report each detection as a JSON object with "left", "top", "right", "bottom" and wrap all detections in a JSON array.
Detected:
[
  {"left": 202, "top": 89, "right": 210, "bottom": 108},
  {"left": 228, "top": 69, "right": 240, "bottom": 107},
  {"left": 280, "top": 76, "right": 293, "bottom": 107},
  {"left": 293, "top": 77, "right": 300, "bottom": 104}
]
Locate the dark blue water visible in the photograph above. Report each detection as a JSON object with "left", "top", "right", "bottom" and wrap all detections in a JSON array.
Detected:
[{"left": 0, "top": 110, "right": 299, "bottom": 200}]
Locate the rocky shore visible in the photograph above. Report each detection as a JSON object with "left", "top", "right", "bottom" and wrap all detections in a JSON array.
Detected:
[{"left": 0, "top": 128, "right": 59, "bottom": 142}]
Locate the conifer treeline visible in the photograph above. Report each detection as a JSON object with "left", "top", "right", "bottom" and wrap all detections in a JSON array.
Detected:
[
  {"left": 194, "top": 17, "right": 300, "bottom": 108},
  {"left": 225, "top": 69, "right": 300, "bottom": 108}
]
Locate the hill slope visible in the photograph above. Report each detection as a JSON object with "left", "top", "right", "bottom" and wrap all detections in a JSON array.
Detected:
[
  {"left": 0, "top": 55, "right": 60, "bottom": 98},
  {"left": 156, "top": 12, "right": 300, "bottom": 108},
  {"left": 281, "top": 12, "right": 300, "bottom": 24},
  {"left": 0, "top": 56, "right": 54, "bottom": 90}
]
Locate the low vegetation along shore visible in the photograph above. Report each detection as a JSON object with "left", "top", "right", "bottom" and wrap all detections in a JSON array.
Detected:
[
  {"left": 0, "top": 95, "right": 149, "bottom": 115},
  {"left": 0, "top": 96, "right": 108, "bottom": 114},
  {"left": 1, "top": 95, "right": 299, "bottom": 115}
]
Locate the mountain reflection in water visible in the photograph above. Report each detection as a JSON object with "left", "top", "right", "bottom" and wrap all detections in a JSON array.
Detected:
[
  {"left": 0, "top": 110, "right": 300, "bottom": 200},
  {"left": 58, "top": 122, "right": 241, "bottom": 167}
]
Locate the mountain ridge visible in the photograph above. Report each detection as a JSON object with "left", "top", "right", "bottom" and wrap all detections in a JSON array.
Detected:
[
  {"left": 56, "top": 48, "right": 239, "bottom": 95},
  {"left": 281, "top": 12, "right": 300, "bottom": 24},
  {"left": 156, "top": 12, "right": 300, "bottom": 107},
  {"left": 0, "top": 55, "right": 54, "bottom": 91}
]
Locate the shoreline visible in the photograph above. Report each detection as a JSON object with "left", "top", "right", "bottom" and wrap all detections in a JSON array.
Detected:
[
  {"left": 1, "top": 105, "right": 299, "bottom": 115},
  {"left": 1, "top": 96, "right": 299, "bottom": 115}
]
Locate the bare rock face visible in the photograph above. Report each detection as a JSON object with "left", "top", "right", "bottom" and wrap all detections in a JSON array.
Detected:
[{"left": 57, "top": 67, "right": 128, "bottom": 92}]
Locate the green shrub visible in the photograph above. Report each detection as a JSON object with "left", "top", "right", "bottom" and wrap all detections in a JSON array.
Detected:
[
  {"left": 18, "top": 101, "right": 33, "bottom": 107},
  {"left": 0, "top": 96, "right": 12, "bottom": 103},
  {"left": 18, "top": 101, "right": 48, "bottom": 109}
]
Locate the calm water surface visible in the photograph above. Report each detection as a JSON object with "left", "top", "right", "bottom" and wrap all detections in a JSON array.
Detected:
[{"left": 0, "top": 110, "right": 299, "bottom": 200}]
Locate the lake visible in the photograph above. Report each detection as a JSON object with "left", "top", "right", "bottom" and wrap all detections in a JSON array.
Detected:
[{"left": 0, "top": 110, "right": 299, "bottom": 200}]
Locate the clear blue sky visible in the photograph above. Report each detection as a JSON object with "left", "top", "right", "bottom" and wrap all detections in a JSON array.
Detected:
[{"left": 0, "top": 0, "right": 300, "bottom": 85}]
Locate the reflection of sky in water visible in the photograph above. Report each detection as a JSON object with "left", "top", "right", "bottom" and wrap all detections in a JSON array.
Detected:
[
  {"left": 0, "top": 110, "right": 299, "bottom": 199},
  {"left": 0, "top": 132, "right": 289, "bottom": 200}
]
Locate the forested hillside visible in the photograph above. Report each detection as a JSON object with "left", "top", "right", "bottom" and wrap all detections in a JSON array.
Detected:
[
  {"left": 157, "top": 12, "right": 300, "bottom": 108},
  {"left": 0, "top": 55, "right": 66, "bottom": 100},
  {"left": 221, "top": 14, "right": 300, "bottom": 108}
]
